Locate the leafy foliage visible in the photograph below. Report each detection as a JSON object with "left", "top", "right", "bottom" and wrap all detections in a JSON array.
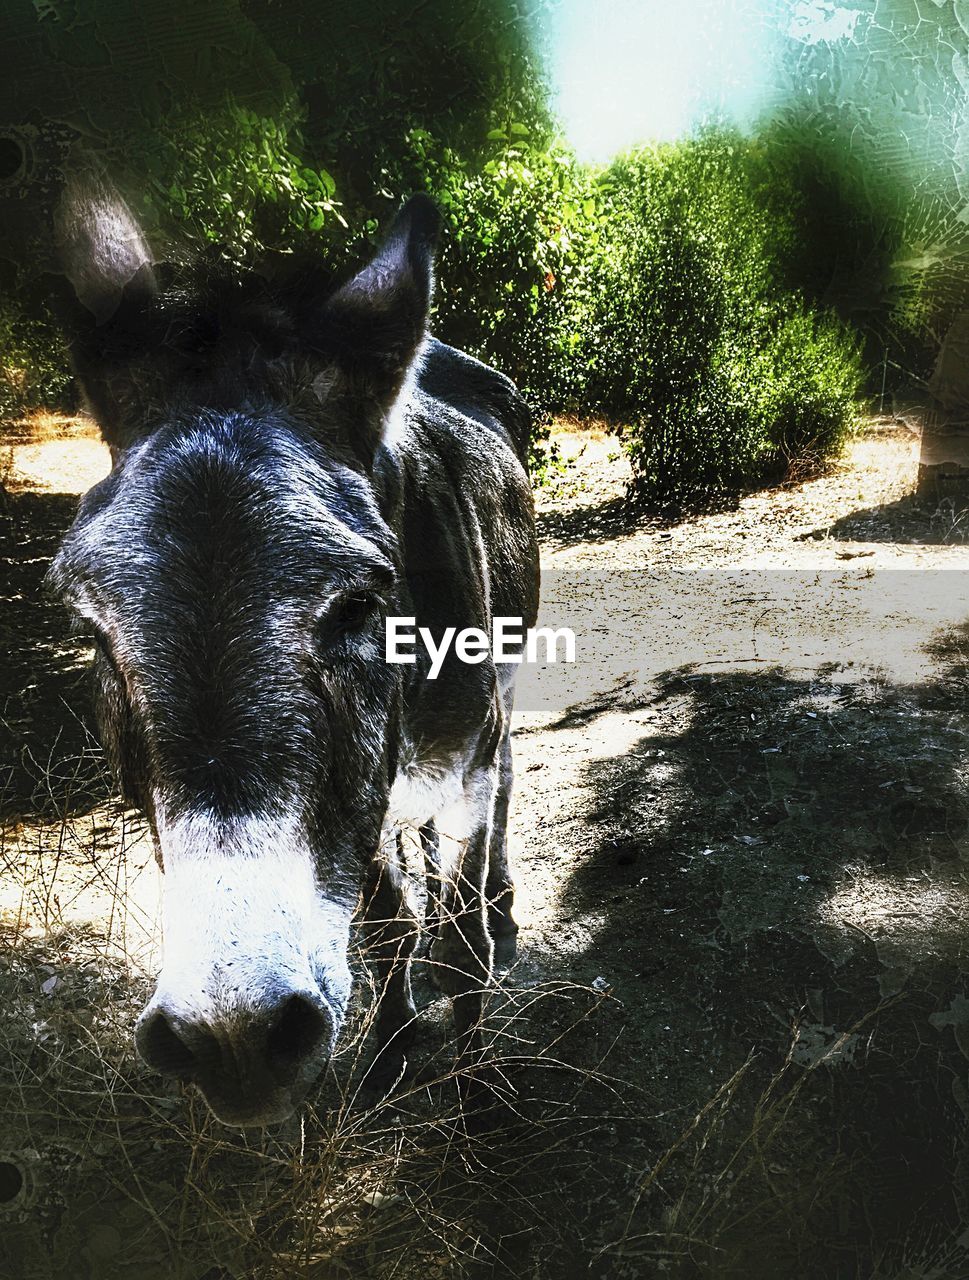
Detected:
[
  {"left": 388, "top": 128, "right": 598, "bottom": 412},
  {"left": 248, "top": 0, "right": 555, "bottom": 215},
  {"left": 581, "top": 134, "right": 864, "bottom": 505},
  {"left": 138, "top": 101, "right": 344, "bottom": 262},
  {"left": 0, "top": 297, "right": 72, "bottom": 420}
]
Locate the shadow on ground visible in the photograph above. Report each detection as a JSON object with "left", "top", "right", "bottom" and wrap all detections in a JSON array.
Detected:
[
  {"left": 529, "top": 629, "right": 969, "bottom": 1276},
  {"left": 806, "top": 491, "right": 969, "bottom": 546},
  {"left": 8, "top": 637, "right": 969, "bottom": 1277},
  {"left": 536, "top": 492, "right": 672, "bottom": 549}
]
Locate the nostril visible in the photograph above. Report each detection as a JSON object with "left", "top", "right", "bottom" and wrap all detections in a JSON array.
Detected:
[
  {"left": 266, "top": 994, "right": 330, "bottom": 1072},
  {"left": 138, "top": 1009, "right": 205, "bottom": 1079}
]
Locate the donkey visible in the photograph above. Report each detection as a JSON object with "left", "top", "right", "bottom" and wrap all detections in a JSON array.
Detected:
[{"left": 48, "top": 172, "right": 539, "bottom": 1127}]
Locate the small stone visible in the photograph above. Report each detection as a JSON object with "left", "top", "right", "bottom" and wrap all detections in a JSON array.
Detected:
[{"left": 361, "top": 1189, "right": 399, "bottom": 1212}]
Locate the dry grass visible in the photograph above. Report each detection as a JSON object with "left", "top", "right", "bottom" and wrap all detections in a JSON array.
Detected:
[
  {"left": 0, "top": 750, "right": 643, "bottom": 1278},
  {"left": 0, "top": 815, "right": 643, "bottom": 1279}
]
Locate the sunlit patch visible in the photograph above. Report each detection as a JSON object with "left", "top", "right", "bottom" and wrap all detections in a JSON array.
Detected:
[
  {"left": 0, "top": 413, "right": 109, "bottom": 495},
  {"left": 0, "top": 806, "right": 160, "bottom": 973},
  {"left": 820, "top": 871, "right": 969, "bottom": 943}
]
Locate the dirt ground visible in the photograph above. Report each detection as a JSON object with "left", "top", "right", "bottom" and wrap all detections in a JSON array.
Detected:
[{"left": 3, "top": 414, "right": 969, "bottom": 1279}]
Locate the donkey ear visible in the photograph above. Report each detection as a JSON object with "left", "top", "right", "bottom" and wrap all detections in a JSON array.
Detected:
[
  {"left": 54, "top": 162, "right": 156, "bottom": 325},
  {"left": 318, "top": 194, "right": 440, "bottom": 404}
]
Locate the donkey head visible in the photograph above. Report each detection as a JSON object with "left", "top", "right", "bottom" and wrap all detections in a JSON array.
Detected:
[{"left": 49, "top": 167, "right": 439, "bottom": 1125}]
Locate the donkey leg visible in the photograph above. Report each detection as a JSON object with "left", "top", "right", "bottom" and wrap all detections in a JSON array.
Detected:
[
  {"left": 430, "top": 764, "right": 497, "bottom": 1057},
  {"left": 420, "top": 819, "right": 444, "bottom": 937},
  {"left": 361, "top": 831, "right": 419, "bottom": 1090},
  {"left": 485, "top": 721, "right": 518, "bottom": 965}
]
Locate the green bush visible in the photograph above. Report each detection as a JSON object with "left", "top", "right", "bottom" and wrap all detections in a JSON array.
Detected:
[
  {"left": 0, "top": 296, "right": 73, "bottom": 421},
  {"left": 128, "top": 93, "right": 598, "bottom": 427},
  {"left": 386, "top": 129, "right": 598, "bottom": 414},
  {"left": 357, "top": 127, "right": 600, "bottom": 478},
  {"left": 752, "top": 308, "right": 864, "bottom": 469},
  {"left": 138, "top": 101, "right": 345, "bottom": 263},
  {"left": 582, "top": 133, "right": 865, "bottom": 506},
  {"left": 622, "top": 307, "right": 862, "bottom": 504}
]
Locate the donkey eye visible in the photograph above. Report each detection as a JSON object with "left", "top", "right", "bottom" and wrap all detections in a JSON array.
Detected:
[
  {"left": 316, "top": 592, "right": 381, "bottom": 646},
  {"left": 341, "top": 593, "right": 378, "bottom": 627}
]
